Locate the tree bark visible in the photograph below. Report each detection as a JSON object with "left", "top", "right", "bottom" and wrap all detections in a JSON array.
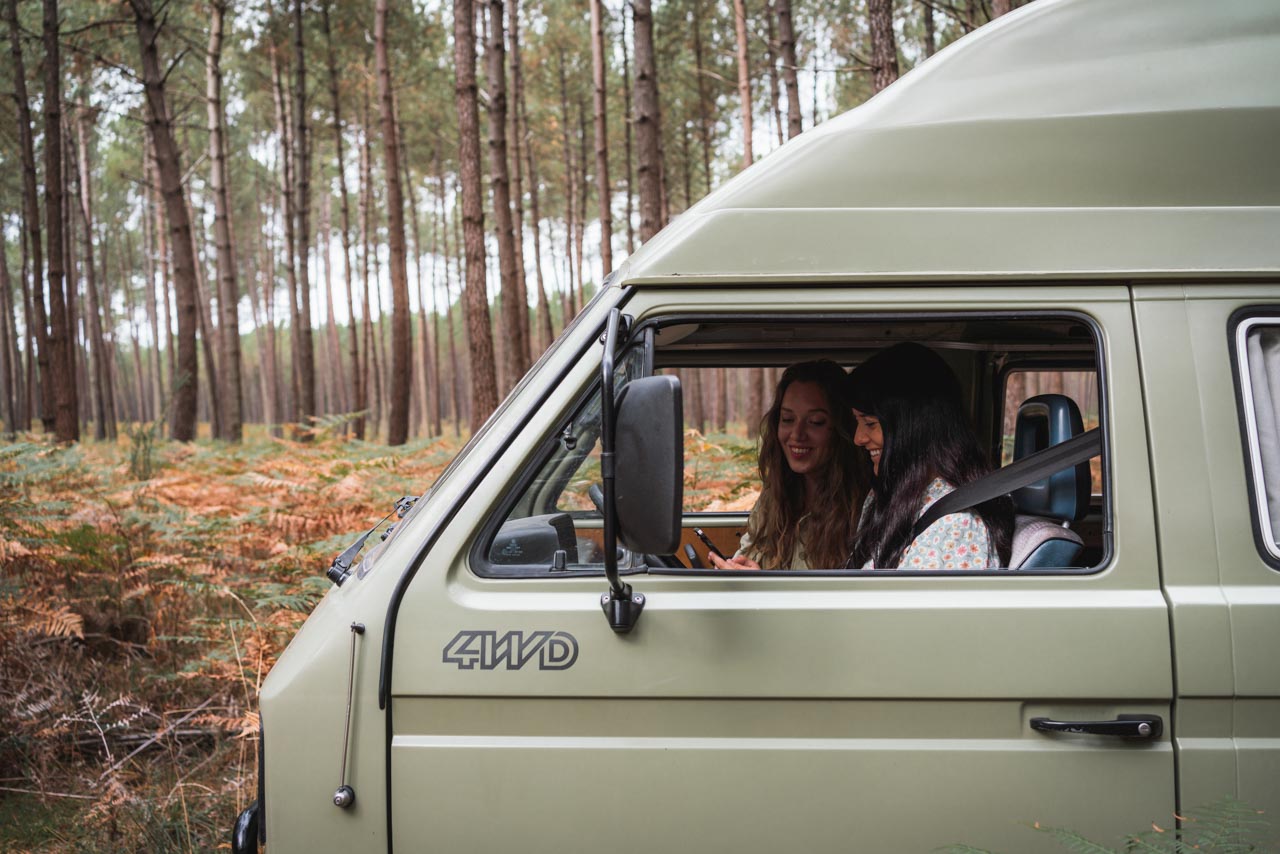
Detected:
[
  {"left": 621, "top": 5, "right": 635, "bottom": 254},
  {"left": 373, "top": 0, "right": 412, "bottom": 445},
  {"left": 43, "top": 0, "right": 77, "bottom": 442},
  {"left": 556, "top": 51, "right": 576, "bottom": 316},
  {"left": 320, "top": 190, "right": 346, "bottom": 414},
  {"left": 589, "top": 0, "right": 613, "bottom": 275},
  {"left": 486, "top": 0, "right": 528, "bottom": 388},
  {"left": 869, "top": 0, "right": 900, "bottom": 94},
  {"left": 455, "top": 0, "right": 499, "bottom": 430},
  {"left": 691, "top": 0, "right": 714, "bottom": 196},
  {"left": 74, "top": 96, "right": 116, "bottom": 440},
  {"left": 733, "top": 0, "right": 753, "bottom": 170},
  {"left": 132, "top": 0, "right": 199, "bottom": 440},
  {"left": 992, "top": 0, "right": 1013, "bottom": 18},
  {"left": 248, "top": 200, "right": 278, "bottom": 431},
  {"left": 633, "top": 0, "right": 662, "bottom": 243},
  {"left": 766, "top": 0, "right": 783, "bottom": 147},
  {"left": 507, "top": 0, "right": 532, "bottom": 364},
  {"left": 0, "top": 240, "right": 17, "bottom": 436},
  {"left": 269, "top": 36, "right": 301, "bottom": 424},
  {"left": 920, "top": 0, "right": 936, "bottom": 58},
  {"left": 293, "top": 0, "right": 316, "bottom": 428},
  {"left": 521, "top": 93, "right": 553, "bottom": 352},
  {"left": 141, "top": 146, "right": 164, "bottom": 422},
  {"left": 7, "top": 0, "right": 52, "bottom": 433},
  {"left": 357, "top": 82, "right": 376, "bottom": 438},
  {"left": 321, "top": 0, "right": 359, "bottom": 430},
  {"left": 207, "top": 0, "right": 242, "bottom": 441},
  {"left": 777, "top": 0, "right": 801, "bottom": 139}
]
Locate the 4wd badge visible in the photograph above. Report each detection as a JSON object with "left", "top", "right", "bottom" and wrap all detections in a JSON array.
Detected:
[{"left": 442, "top": 630, "right": 579, "bottom": 671}]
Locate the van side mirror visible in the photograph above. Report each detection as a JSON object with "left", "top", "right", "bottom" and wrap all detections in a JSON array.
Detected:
[{"left": 615, "top": 375, "right": 684, "bottom": 555}]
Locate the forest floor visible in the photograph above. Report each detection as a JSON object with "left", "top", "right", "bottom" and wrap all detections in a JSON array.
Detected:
[{"left": 0, "top": 422, "right": 756, "bottom": 852}]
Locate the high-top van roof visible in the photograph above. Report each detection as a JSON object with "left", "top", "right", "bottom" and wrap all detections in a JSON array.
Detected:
[{"left": 619, "top": 0, "right": 1280, "bottom": 285}]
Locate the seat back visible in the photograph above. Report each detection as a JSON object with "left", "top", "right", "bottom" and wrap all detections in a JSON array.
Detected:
[{"left": 1010, "top": 394, "right": 1091, "bottom": 568}]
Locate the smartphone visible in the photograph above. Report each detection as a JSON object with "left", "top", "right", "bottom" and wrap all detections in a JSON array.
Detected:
[{"left": 694, "top": 527, "right": 727, "bottom": 560}]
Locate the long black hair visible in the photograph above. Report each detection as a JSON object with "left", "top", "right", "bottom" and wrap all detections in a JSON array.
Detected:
[{"left": 847, "top": 343, "right": 1013, "bottom": 568}]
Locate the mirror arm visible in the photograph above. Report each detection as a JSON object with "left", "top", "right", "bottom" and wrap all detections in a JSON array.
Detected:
[{"left": 599, "top": 308, "right": 644, "bottom": 633}]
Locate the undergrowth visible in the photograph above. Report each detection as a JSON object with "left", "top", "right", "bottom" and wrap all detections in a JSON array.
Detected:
[{"left": 0, "top": 428, "right": 461, "bottom": 852}]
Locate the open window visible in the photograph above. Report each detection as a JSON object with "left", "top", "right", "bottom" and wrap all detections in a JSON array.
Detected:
[{"left": 477, "top": 312, "right": 1109, "bottom": 577}]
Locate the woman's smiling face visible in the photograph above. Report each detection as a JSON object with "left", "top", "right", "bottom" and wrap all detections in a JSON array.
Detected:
[
  {"left": 777, "top": 381, "right": 834, "bottom": 477},
  {"left": 852, "top": 408, "right": 884, "bottom": 474}
]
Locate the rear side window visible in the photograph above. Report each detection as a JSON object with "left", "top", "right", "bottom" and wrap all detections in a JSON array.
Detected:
[{"left": 1236, "top": 317, "right": 1280, "bottom": 563}]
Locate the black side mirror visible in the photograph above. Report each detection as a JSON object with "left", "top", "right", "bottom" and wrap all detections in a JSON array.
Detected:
[{"left": 614, "top": 375, "right": 684, "bottom": 555}]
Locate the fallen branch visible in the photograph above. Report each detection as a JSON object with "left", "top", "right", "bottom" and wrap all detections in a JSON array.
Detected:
[
  {"left": 0, "top": 786, "right": 95, "bottom": 800},
  {"left": 98, "top": 697, "right": 215, "bottom": 782}
]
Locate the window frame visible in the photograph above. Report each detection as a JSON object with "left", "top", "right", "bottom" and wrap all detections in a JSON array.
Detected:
[
  {"left": 473, "top": 308, "right": 1114, "bottom": 579},
  {"left": 1229, "top": 306, "right": 1280, "bottom": 570}
]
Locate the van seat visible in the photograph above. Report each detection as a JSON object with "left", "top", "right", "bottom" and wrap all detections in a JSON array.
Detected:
[{"left": 1009, "top": 394, "right": 1091, "bottom": 569}]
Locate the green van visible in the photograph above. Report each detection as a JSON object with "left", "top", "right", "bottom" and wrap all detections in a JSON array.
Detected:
[{"left": 233, "top": 0, "right": 1280, "bottom": 850}]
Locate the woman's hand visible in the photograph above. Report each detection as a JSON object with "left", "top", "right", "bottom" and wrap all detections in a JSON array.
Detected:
[{"left": 708, "top": 552, "right": 761, "bottom": 570}]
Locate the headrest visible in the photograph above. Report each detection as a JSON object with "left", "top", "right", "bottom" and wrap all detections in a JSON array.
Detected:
[{"left": 1012, "top": 394, "right": 1091, "bottom": 522}]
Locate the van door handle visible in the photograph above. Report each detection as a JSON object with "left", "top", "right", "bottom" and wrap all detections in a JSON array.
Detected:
[{"left": 1030, "top": 714, "right": 1162, "bottom": 740}]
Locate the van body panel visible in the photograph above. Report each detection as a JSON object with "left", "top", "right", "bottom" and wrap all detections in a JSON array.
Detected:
[
  {"left": 390, "top": 287, "right": 1175, "bottom": 851},
  {"left": 1132, "top": 285, "right": 1280, "bottom": 820}
]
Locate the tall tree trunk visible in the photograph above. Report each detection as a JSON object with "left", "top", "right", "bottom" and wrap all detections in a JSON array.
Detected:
[
  {"left": 208, "top": 0, "right": 242, "bottom": 441},
  {"left": 589, "top": 0, "right": 613, "bottom": 275},
  {"left": 691, "top": 0, "right": 714, "bottom": 196},
  {"left": 358, "top": 83, "right": 376, "bottom": 439},
  {"left": 508, "top": 0, "right": 532, "bottom": 365},
  {"left": 321, "top": 0, "right": 359, "bottom": 430},
  {"left": 119, "top": 232, "right": 146, "bottom": 425},
  {"left": 733, "top": 0, "right": 753, "bottom": 170},
  {"left": 777, "top": 0, "right": 801, "bottom": 139},
  {"left": 141, "top": 146, "right": 164, "bottom": 421},
  {"left": 766, "top": 0, "right": 783, "bottom": 147},
  {"left": 633, "top": 0, "right": 662, "bottom": 243},
  {"left": 132, "top": 0, "right": 199, "bottom": 440},
  {"left": 441, "top": 181, "right": 463, "bottom": 437},
  {"left": 74, "top": 98, "right": 116, "bottom": 440},
  {"left": 248, "top": 200, "right": 278, "bottom": 431},
  {"left": 621, "top": 4, "right": 634, "bottom": 254},
  {"left": 320, "top": 191, "right": 346, "bottom": 414},
  {"left": 992, "top": 0, "right": 1013, "bottom": 18},
  {"left": 183, "top": 180, "right": 223, "bottom": 438},
  {"left": 869, "top": 0, "right": 900, "bottom": 93},
  {"left": 269, "top": 38, "right": 301, "bottom": 424},
  {"left": 486, "top": 0, "right": 528, "bottom": 388},
  {"left": 43, "top": 0, "right": 77, "bottom": 442},
  {"left": 455, "top": 0, "right": 499, "bottom": 429},
  {"left": 523, "top": 106, "right": 553, "bottom": 352},
  {"left": 920, "top": 0, "right": 936, "bottom": 58},
  {"left": 7, "top": 0, "right": 51, "bottom": 432},
  {"left": 555, "top": 51, "right": 577, "bottom": 316},
  {"left": 293, "top": 0, "right": 316, "bottom": 428},
  {"left": 0, "top": 241, "right": 17, "bottom": 436},
  {"left": 576, "top": 100, "right": 588, "bottom": 303},
  {"left": 373, "top": 1, "right": 407, "bottom": 448}
]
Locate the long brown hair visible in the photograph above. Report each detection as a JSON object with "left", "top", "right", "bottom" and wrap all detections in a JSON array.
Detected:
[{"left": 747, "top": 361, "right": 869, "bottom": 569}]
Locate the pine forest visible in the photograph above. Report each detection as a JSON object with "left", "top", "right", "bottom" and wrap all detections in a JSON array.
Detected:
[{"left": 0, "top": 0, "right": 1032, "bottom": 849}]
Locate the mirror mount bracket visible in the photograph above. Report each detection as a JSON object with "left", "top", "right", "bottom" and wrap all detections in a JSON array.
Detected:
[{"left": 600, "top": 585, "right": 645, "bottom": 633}]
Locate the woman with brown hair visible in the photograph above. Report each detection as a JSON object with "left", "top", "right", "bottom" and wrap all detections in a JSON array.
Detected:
[{"left": 709, "top": 360, "right": 869, "bottom": 570}]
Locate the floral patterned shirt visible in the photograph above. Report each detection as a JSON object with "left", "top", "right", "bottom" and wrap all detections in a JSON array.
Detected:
[{"left": 860, "top": 477, "right": 1000, "bottom": 570}]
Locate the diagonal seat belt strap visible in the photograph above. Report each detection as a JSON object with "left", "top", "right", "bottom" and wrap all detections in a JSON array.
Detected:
[{"left": 906, "top": 428, "right": 1102, "bottom": 545}]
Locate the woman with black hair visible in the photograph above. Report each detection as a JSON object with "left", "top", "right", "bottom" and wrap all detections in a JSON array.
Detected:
[
  {"left": 709, "top": 360, "right": 869, "bottom": 570},
  {"left": 847, "top": 343, "right": 1014, "bottom": 570}
]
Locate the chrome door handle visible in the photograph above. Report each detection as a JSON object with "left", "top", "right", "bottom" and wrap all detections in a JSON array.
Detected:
[{"left": 1030, "top": 713, "right": 1162, "bottom": 740}]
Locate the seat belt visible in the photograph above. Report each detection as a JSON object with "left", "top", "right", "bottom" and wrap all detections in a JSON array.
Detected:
[{"left": 906, "top": 428, "right": 1102, "bottom": 544}]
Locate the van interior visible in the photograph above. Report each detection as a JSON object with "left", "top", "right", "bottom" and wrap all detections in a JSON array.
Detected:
[{"left": 482, "top": 313, "right": 1107, "bottom": 577}]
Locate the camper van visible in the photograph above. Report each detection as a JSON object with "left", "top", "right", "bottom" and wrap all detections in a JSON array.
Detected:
[{"left": 232, "top": 0, "right": 1280, "bottom": 850}]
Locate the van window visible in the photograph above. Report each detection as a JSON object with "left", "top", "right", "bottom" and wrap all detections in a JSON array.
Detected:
[
  {"left": 478, "top": 314, "right": 1108, "bottom": 576},
  {"left": 1236, "top": 319, "right": 1280, "bottom": 562},
  {"left": 1000, "top": 370, "right": 1102, "bottom": 494}
]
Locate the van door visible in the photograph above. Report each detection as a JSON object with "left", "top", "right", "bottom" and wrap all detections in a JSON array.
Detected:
[
  {"left": 390, "top": 286, "right": 1175, "bottom": 854},
  {"left": 1132, "top": 285, "right": 1280, "bottom": 821}
]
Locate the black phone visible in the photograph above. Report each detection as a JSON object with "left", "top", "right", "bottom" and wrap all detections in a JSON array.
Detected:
[{"left": 694, "top": 527, "right": 727, "bottom": 560}]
